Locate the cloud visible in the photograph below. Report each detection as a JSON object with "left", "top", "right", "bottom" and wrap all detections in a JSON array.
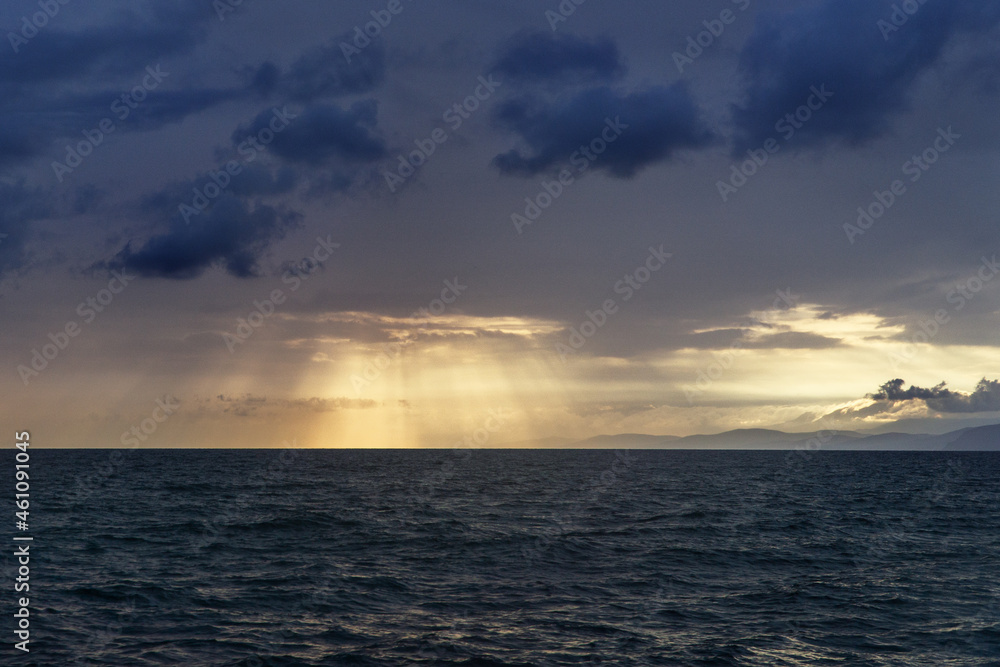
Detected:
[
  {"left": 0, "top": 3, "right": 209, "bottom": 87},
  {"left": 868, "top": 378, "right": 951, "bottom": 402},
  {"left": 141, "top": 164, "right": 299, "bottom": 213},
  {"left": 732, "top": 0, "right": 1000, "bottom": 151},
  {"left": 213, "top": 394, "right": 377, "bottom": 417},
  {"left": 108, "top": 88, "right": 247, "bottom": 131},
  {"left": 233, "top": 101, "right": 387, "bottom": 167},
  {"left": 249, "top": 61, "right": 281, "bottom": 97},
  {"left": 72, "top": 184, "right": 106, "bottom": 215},
  {"left": 0, "top": 182, "right": 50, "bottom": 276},
  {"left": 491, "top": 31, "right": 624, "bottom": 85},
  {"left": 492, "top": 83, "right": 715, "bottom": 177},
  {"left": 868, "top": 377, "right": 1000, "bottom": 413},
  {"left": 99, "top": 195, "right": 302, "bottom": 279},
  {"left": 45, "top": 86, "right": 249, "bottom": 139},
  {"left": 0, "top": 17, "right": 386, "bottom": 172},
  {"left": 92, "top": 96, "right": 386, "bottom": 282},
  {"left": 225, "top": 164, "right": 299, "bottom": 197},
  {"left": 280, "top": 39, "right": 386, "bottom": 102},
  {"left": 682, "top": 329, "right": 841, "bottom": 350},
  {"left": 747, "top": 331, "right": 842, "bottom": 349},
  {"left": 0, "top": 3, "right": 256, "bottom": 168},
  {"left": 245, "top": 38, "right": 386, "bottom": 102}
]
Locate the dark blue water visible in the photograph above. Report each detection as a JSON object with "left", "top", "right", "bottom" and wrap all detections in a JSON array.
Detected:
[{"left": 9, "top": 449, "right": 1000, "bottom": 665}]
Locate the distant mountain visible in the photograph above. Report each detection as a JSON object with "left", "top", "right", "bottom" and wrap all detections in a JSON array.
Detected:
[
  {"left": 857, "top": 416, "right": 1000, "bottom": 435},
  {"left": 575, "top": 433, "right": 679, "bottom": 448},
  {"left": 819, "top": 431, "right": 944, "bottom": 450},
  {"left": 944, "top": 423, "right": 1000, "bottom": 450},
  {"left": 534, "top": 423, "right": 1000, "bottom": 450},
  {"left": 669, "top": 428, "right": 862, "bottom": 449}
]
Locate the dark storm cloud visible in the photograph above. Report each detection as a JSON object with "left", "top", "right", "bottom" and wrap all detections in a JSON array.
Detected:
[
  {"left": 0, "top": 182, "right": 50, "bottom": 275},
  {"left": 89, "top": 60, "right": 388, "bottom": 283},
  {"left": 71, "top": 184, "right": 105, "bottom": 215},
  {"left": 141, "top": 164, "right": 299, "bottom": 214},
  {"left": 491, "top": 31, "right": 624, "bottom": 85},
  {"left": 959, "top": 46, "right": 1000, "bottom": 95},
  {"left": 0, "top": 2, "right": 209, "bottom": 87},
  {"left": 732, "top": 0, "right": 1000, "bottom": 151},
  {"left": 99, "top": 195, "right": 302, "bottom": 279},
  {"left": 278, "top": 39, "right": 386, "bottom": 102},
  {"left": 93, "top": 66, "right": 389, "bottom": 284},
  {"left": 0, "top": 2, "right": 244, "bottom": 171},
  {"left": 492, "top": 83, "right": 715, "bottom": 177},
  {"left": 45, "top": 86, "right": 247, "bottom": 137},
  {"left": 244, "top": 37, "right": 385, "bottom": 102},
  {"left": 225, "top": 165, "right": 299, "bottom": 197},
  {"left": 0, "top": 117, "right": 40, "bottom": 167},
  {"left": 0, "top": 84, "right": 250, "bottom": 174},
  {"left": 234, "top": 102, "right": 387, "bottom": 167},
  {"left": 106, "top": 88, "right": 247, "bottom": 131},
  {"left": 0, "top": 29, "right": 386, "bottom": 177},
  {"left": 0, "top": 5, "right": 385, "bottom": 177},
  {"left": 868, "top": 378, "right": 1000, "bottom": 413},
  {"left": 249, "top": 62, "right": 281, "bottom": 97}
]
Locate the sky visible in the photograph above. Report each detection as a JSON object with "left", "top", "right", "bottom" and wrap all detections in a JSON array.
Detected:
[{"left": 2, "top": 0, "right": 1000, "bottom": 448}]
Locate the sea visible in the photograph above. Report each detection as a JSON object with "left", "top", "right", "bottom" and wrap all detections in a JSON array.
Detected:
[{"left": 11, "top": 449, "right": 1000, "bottom": 666}]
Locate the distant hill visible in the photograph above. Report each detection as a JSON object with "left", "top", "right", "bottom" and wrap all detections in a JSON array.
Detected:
[
  {"left": 824, "top": 432, "right": 944, "bottom": 450},
  {"left": 575, "top": 433, "right": 679, "bottom": 448},
  {"left": 526, "top": 423, "right": 1000, "bottom": 450},
  {"left": 944, "top": 424, "right": 1000, "bottom": 450},
  {"left": 668, "top": 428, "right": 861, "bottom": 449}
]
